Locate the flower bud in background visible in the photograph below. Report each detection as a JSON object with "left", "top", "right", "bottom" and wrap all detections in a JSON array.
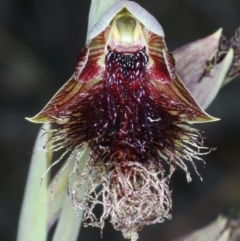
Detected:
[
  {"left": 173, "top": 216, "right": 240, "bottom": 241},
  {"left": 222, "top": 27, "right": 240, "bottom": 85},
  {"left": 173, "top": 26, "right": 240, "bottom": 110}
]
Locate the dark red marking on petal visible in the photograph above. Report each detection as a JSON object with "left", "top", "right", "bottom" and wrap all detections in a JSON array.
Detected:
[
  {"left": 29, "top": 76, "right": 99, "bottom": 123},
  {"left": 74, "top": 47, "right": 89, "bottom": 81},
  {"left": 147, "top": 30, "right": 175, "bottom": 83},
  {"left": 77, "top": 28, "right": 108, "bottom": 82}
]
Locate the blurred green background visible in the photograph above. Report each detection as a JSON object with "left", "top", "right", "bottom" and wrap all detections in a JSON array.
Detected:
[{"left": 1, "top": 0, "right": 240, "bottom": 240}]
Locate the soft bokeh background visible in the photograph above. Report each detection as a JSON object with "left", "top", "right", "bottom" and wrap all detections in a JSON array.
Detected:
[{"left": 1, "top": 0, "right": 240, "bottom": 240}]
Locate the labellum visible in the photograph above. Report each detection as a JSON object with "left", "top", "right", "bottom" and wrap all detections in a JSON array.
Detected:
[{"left": 26, "top": 1, "right": 218, "bottom": 240}]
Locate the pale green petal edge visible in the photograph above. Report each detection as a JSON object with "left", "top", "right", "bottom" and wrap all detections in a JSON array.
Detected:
[
  {"left": 51, "top": 192, "right": 82, "bottom": 241},
  {"left": 47, "top": 160, "right": 74, "bottom": 230},
  {"left": 16, "top": 124, "right": 51, "bottom": 241},
  {"left": 87, "top": 0, "right": 121, "bottom": 41},
  {"left": 51, "top": 150, "right": 91, "bottom": 241}
]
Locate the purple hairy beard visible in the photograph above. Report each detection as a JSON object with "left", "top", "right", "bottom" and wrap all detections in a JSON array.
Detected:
[
  {"left": 44, "top": 46, "right": 206, "bottom": 237},
  {"left": 52, "top": 47, "right": 202, "bottom": 173}
]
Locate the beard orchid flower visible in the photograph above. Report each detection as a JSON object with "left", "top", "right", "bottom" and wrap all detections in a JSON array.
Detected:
[{"left": 24, "top": 1, "right": 240, "bottom": 240}]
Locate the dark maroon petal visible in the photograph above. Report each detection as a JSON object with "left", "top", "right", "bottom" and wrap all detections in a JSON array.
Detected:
[{"left": 48, "top": 48, "right": 215, "bottom": 175}]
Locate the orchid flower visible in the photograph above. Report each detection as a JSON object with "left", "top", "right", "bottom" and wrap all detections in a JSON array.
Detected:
[{"left": 17, "top": 1, "right": 240, "bottom": 241}]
